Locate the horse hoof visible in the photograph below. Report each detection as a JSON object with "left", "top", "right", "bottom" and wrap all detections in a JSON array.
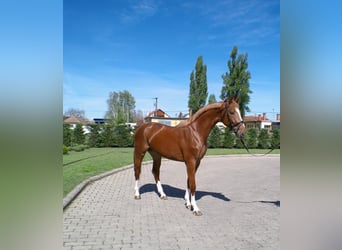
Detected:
[
  {"left": 193, "top": 210, "right": 203, "bottom": 216},
  {"left": 134, "top": 195, "right": 141, "bottom": 200},
  {"left": 160, "top": 195, "right": 168, "bottom": 200}
]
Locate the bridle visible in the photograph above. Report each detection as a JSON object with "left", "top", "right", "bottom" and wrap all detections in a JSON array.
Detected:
[
  {"left": 223, "top": 101, "right": 279, "bottom": 156},
  {"left": 230, "top": 120, "right": 244, "bottom": 132},
  {"left": 223, "top": 102, "right": 245, "bottom": 133}
]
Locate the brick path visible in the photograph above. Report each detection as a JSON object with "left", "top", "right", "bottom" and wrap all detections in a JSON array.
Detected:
[{"left": 63, "top": 155, "right": 280, "bottom": 249}]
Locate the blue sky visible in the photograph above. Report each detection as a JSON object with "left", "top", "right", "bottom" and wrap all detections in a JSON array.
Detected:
[{"left": 64, "top": 0, "right": 279, "bottom": 120}]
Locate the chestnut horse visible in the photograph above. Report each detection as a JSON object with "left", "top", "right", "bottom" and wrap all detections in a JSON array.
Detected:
[{"left": 133, "top": 97, "right": 246, "bottom": 215}]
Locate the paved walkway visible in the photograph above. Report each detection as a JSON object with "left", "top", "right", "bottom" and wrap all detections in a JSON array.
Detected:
[{"left": 63, "top": 155, "right": 280, "bottom": 249}]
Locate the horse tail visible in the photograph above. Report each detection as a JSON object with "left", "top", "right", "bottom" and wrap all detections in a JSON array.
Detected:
[{"left": 133, "top": 124, "right": 149, "bottom": 180}]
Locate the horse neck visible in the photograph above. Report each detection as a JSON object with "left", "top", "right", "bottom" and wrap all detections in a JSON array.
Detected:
[{"left": 190, "top": 107, "right": 223, "bottom": 142}]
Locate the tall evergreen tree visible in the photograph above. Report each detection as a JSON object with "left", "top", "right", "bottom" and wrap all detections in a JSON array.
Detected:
[
  {"left": 114, "top": 124, "right": 133, "bottom": 147},
  {"left": 208, "top": 94, "right": 217, "bottom": 104},
  {"left": 101, "top": 124, "right": 115, "bottom": 147},
  {"left": 73, "top": 124, "right": 85, "bottom": 145},
  {"left": 188, "top": 56, "right": 208, "bottom": 115},
  {"left": 63, "top": 124, "right": 73, "bottom": 147},
  {"left": 88, "top": 124, "right": 102, "bottom": 147},
  {"left": 220, "top": 46, "right": 252, "bottom": 117}
]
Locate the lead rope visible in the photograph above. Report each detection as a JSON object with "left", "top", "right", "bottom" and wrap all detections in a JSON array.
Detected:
[{"left": 239, "top": 138, "right": 280, "bottom": 157}]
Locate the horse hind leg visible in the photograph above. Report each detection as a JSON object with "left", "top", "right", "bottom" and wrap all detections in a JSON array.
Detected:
[
  {"left": 149, "top": 150, "right": 167, "bottom": 200},
  {"left": 184, "top": 180, "right": 191, "bottom": 209}
]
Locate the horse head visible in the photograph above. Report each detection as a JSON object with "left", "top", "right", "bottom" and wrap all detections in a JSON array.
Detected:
[{"left": 222, "top": 97, "right": 246, "bottom": 138}]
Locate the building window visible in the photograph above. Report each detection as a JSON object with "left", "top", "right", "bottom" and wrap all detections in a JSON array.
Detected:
[
  {"left": 264, "top": 125, "right": 271, "bottom": 130},
  {"left": 159, "top": 120, "right": 172, "bottom": 126}
]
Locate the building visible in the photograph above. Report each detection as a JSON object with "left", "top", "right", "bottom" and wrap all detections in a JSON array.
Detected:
[
  {"left": 93, "top": 118, "right": 112, "bottom": 124},
  {"left": 243, "top": 113, "right": 273, "bottom": 132},
  {"left": 143, "top": 109, "right": 187, "bottom": 127},
  {"left": 63, "top": 115, "right": 93, "bottom": 134},
  {"left": 272, "top": 113, "right": 280, "bottom": 130}
]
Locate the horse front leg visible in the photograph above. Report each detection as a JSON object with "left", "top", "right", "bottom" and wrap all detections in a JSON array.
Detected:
[
  {"left": 184, "top": 185, "right": 191, "bottom": 209},
  {"left": 185, "top": 160, "right": 202, "bottom": 216}
]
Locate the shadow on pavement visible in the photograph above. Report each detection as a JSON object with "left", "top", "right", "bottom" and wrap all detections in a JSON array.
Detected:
[
  {"left": 234, "top": 200, "right": 280, "bottom": 207},
  {"left": 140, "top": 183, "right": 231, "bottom": 202},
  {"left": 140, "top": 184, "right": 279, "bottom": 207}
]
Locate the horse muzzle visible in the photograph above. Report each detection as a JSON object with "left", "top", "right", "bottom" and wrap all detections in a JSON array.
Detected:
[{"left": 232, "top": 121, "right": 246, "bottom": 138}]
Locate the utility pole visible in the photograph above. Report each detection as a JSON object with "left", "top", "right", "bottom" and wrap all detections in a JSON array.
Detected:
[{"left": 153, "top": 97, "right": 158, "bottom": 111}]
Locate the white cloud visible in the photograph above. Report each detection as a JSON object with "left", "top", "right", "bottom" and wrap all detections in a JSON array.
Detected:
[{"left": 120, "top": 0, "right": 159, "bottom": 24}]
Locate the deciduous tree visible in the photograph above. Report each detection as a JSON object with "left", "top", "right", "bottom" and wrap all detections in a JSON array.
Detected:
[
  {"left": 64, "top": 108, "right": 85, "bottom": 118},
  {"left": 106, "top": 90, "right": 136, "bottom": 124}
]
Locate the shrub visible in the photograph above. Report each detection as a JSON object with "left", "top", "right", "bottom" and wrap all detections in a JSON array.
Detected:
[
  {"left": 258, "top": 129, "right": 270, "bottom": 149},
  {"left": 101, "top": 124, "right": 115, "bottom": 147},
  {"left": 223, "top": 128, "right": 235, "bottom": 148},
  {"left": 63, "top": 124, "right": 73, "bottom": 147},
  {"left": 246, "top": 128, "right": 257, "bottom": 148},
  {"left": 235, "top": 137, "right": 245, "bottom": 148},
  {"left": 63, "top": 144, "right": 68, "bottom": 155},
  {"left": 69, "top": 144, "right": 88, "bottom": 152},
  {"left": 114, "top": 124, "right": 134, "bottom": 147},
  {"left": 88, "top": 124, "right": 102, "bottom": 147},
  {"left": 207, "top": 126, "right": 222, "bottom": 148},
  {"left": 271, "top": 128, "right": 280, "bottom": 148},
  {"left": 73, "top": 124, "right": 86, "bottom": 145}
]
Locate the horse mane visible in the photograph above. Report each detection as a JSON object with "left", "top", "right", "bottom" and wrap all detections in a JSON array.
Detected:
[{"left": 177, "top": 102, "right": 224, "bottom": 127}]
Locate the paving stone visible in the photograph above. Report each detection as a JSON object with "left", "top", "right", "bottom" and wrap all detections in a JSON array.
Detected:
[{"left": 64, "top": 155, "right": 280, "bottom": 249}]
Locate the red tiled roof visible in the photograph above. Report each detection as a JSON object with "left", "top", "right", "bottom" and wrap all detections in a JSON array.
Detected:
[
  {"left": 63, "top": 115, "right": 92, "bottom": 124},
  {"left": 146, "top": 109, "right": 168, "bottom": 118},
  {"left": 243, "top": 113, "right": 269, "bottom": 122}
]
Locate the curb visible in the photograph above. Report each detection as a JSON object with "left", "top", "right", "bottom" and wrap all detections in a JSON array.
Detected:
[{"left": 63, "top": 160, "right": 153, "bottom": 210}]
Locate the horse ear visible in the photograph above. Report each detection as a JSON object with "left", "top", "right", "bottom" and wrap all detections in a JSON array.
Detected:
[
  {"left": 227, "top": 96, "right": 234, "bottom": 104},
  {"left": 235, "top": 96, "right": 240, "bottom": 103}
]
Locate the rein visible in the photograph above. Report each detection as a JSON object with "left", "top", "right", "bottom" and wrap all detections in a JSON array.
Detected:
[
  {"left": 223, "top": 101, "right": 279, "bottom": 156},
  {"left": 239, "top": 137, "right": 279, "bottom": 156}
]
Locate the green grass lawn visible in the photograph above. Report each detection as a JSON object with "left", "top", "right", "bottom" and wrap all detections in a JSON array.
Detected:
[{"left": 63, "top": 147, "right": 279, "bottom": 197}]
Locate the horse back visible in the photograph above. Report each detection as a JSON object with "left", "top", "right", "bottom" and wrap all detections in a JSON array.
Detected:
[{"left": 134, "top": 122, "right": 187, "bottom": 161}]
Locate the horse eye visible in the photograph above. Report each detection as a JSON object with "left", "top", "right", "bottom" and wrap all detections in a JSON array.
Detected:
[{"left": 229, "top": 111, "right": 235, "bottom": 115}]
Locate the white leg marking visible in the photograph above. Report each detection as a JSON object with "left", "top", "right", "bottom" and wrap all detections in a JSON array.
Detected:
[
  {"left": 191, "top": 194, "right": 200, "bottom": 213},
  {"left": 184, "top": 188, "right": 191, "bottom": 208},
  {"left": 156, "top": 181, "right": 167, "bottom": 198},
  {"left": 134, "top": 180, "right": 140, "bottom": 198}
]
